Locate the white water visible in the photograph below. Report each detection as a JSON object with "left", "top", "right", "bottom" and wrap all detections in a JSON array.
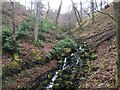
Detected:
[
  {"left": 46, "top": 72, "right": 58, "bottom": 90},
  {"left": 46, "top": 58, "right": 67, "bottom": 90},
  {"left": 46, "top": 46, "right": 84, "bottom": 90},
  {"left": 62, "top": 58, "right": 67, "bottom": 70}
]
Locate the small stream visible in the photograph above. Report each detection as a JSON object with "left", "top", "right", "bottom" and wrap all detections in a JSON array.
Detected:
[
  {"left": 46, "top": 46, "right": 84, "bottom": 90},
  {"left": 34, "top": 44, "right": 97, "bottom": 90}
]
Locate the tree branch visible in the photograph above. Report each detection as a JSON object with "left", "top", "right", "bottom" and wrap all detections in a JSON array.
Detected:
[{"left": 97, "top": 10, "right": 115, "bottom": 21}]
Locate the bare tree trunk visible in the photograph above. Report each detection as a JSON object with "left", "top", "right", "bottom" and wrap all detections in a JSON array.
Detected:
[
  {"left": 95, "top": 0, "right": 98, "bottom": 10},
  {"left": 80, "top": 0, "right": 82, "bottom": 20},
  {"left": 55, "top": 0, "right": 62, "bottom": 32},
  {"left": 9, "top": 0, "right": 16, "bottom": 50},
  {"left": 34, "top": 1, "right": 41, "bottom": 42},
  {"left": 83, "top": 8, "right": 91, "bottom": 17},
  {"left": 74, "top": 6, "right": 82, "bottom": 22},
  {"left": 46, "top": 0, "right": 50, "bottom": 19},
  {"left": 91, "top": 0, "right": 95, "bottom": 23},
  {"left": 100, "top": 0, "right": 102, "bottom": 10},
  {"left": 71, "top": 0, "right": 82, "bottom": 29},
  {"left": 113, "top": 1, "right": 120, "bottom": 87},
  {"left": 31, "top": 0, "right": 33, "bottom": 10}
]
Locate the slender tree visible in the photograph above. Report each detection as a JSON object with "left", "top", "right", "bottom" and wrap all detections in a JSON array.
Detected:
[
  {"left": 91, "top": 0, "right": 95, "bottom": 23},
  {"left": 113, "top": 0, "right": 120, "bottom": 87},
  {"left": 55, "top": 0, "right": 62, "bottom": 32},
  {"left": 31, "top": 0, "right": 33, "bottom": 10},
  {"left": 80, "top": 0, "right": 82, "bottom": 20},
  {"left": 9, "top": 0, "right": 16, "bottom": 50},
  {"left": 71, "top": 0, "right": 82, "bottom": 29},
  {"left": 100, "top": 0, "right": 102, "bottom": 10},
  {"left": 46, "top": 0, "right": 50, "bottom": 19},
  {"left": 34, "top": 1, "right": 41, "bottom": 42}
]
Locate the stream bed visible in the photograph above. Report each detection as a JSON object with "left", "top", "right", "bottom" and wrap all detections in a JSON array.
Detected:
[{"left": 34, "top": 44, "right": 97, "bottom": 90}]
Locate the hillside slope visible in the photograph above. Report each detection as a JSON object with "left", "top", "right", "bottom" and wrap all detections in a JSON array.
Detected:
[
  {"left": 73, "top": 5, "right": 117, "bottom": 88},
  {"left": 2, "top": 2, "right": 29, "bottom": 26}
]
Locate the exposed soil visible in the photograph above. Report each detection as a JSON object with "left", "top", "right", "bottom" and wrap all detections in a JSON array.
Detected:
[{"left": 3, "top": 60, "right": 57, "bottom": 90}]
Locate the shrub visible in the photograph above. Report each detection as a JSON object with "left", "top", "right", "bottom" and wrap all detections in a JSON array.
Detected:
[
  {"left": 35, "top": 40, "right": 44, "bottom": 47},
  {"left": 38, "top": 32, "right": 46, "bottom": 41},
  {"left": 2, "top": 25, "right": 20, "bottom": 53},
  {"left": 50, "top": 36, "right": 77, "bottom": 58},
  {"left": 16, "top": 20, "right": 30, "bottom": 39},
  {"left": 40, "top": 19, "right": 56, "bottom": 33}
]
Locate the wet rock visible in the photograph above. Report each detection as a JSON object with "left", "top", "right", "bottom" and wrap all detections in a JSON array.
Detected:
[
  {"left": 55, "top": 78, "right": 63, "bottom": 83},
  {"left": 47, "top": 73, "right": 53, "bottom": 79},
  {"left": 58, "top": 70, "right": 62, "bottom": 76},
  {"left": 53, "top": 83, "right": 60, "bottom": 89}
]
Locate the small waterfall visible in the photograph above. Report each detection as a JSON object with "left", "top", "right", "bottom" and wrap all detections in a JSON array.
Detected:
[
  {"left": 46, "top": 46, "right": 84, "bottom": 90},
  {"left": 46, "top": 58, "right": 68, "bottom": 90},
  {"left": 46, "top": 72, "right": 58, "bottom": 90},
  {"left": 62, "top": 58, "right": 67, "bottom": 70}
]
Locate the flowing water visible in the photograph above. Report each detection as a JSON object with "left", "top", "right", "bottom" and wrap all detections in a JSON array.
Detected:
[{"left": 45, "top": 46, "right": 84, "bottom": 90}]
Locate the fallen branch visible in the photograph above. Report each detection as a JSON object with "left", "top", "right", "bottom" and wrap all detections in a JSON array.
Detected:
[{"left": 97, "top": 10, "right": 115, "bottom": 21}]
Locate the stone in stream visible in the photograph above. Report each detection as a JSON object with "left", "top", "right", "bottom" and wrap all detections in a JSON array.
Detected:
[
  {"left": 53, "top": 83, "right": 60, "bottom": 89},
  {"left": 57, "top": 70, "right": 62, "bottom": 76},
  {"left": 55, "top": 78, "right": 63, "bottom": 83},
  {"left": 47, "top": 73, "right": 54, "bottom": 79}
]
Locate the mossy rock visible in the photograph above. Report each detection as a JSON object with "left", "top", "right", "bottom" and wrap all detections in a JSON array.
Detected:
[
  {"left": 43, "top": 80, "right": 49, "bottom": 85},
  {"left": 30, "top": 49, "right": 39, "bottom": 56},
  {"left": 63, "top": 75, "right": 71, "bottom": 80},
  {"left": 80, "top": 50, "right": 85, "bottom": 55},
  {"left": 47, "top": 73, "right": 53, "bottom": 79},
  {"left": 57, "top": 60, "right": 63, "bottom": 65},
  {"left": 70, "top": 74, "right": 75, "bottom": 80},
  {"left": 84, "top": 48, "right": 89, "bottom": 52},
  {"left": 55, "top": 78, "right": 63, "bottom": 83},
  {"left": 63, "top": 68, "right": 72, "bottom": 74},
  {"left": 53, "top": 83, "right": 60, "bottom": 89},
  {"left": 34, "top": 54, "right": 42, "bottom": 61},
  {"left": 64, "top": 81, "right": 72, "bottom": 86},
  {"left": 58, "top": 70, "right": 62, "bottom": 76},
  {"left": 85, "top": 53, "right": 91, "bottom": 58},
  {"left": 91, "top": 54, "right": 97, "bottom": 60}
]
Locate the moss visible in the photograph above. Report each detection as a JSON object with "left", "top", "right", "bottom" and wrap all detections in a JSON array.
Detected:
[
  {"left": 91, "top": 54, "right": 97, "bottom": 60},
  {"left": 53, "top": 83, "right": 60, "bottom": 89},
  {"left": 35, "top": 54, "right": 42, "bottom": 61},
  {"left": 47, "top": 73, "right": 53, "bottom": 79},
  {"left": 30, "top": 49, "right": 39, "bottom": 56},
  {"left": 43, "top": 80, "right": 49, "bottom": 85},
  {"left": 58, "top": 70, "right": 62, "bottom": 76},
  {"left": 57, "top": 60, "right": 63, "bottom": 65},
  {"left": 64, "top": 48, "right": 71, "bottom": 54},
  {"left": 56, "top": 78, "right": 63, "bottom": 83},
  {"left": 13, "top": 53, "right": 22, "bottom": 63},
  {"left": 64, "top": 75, "right": 71, "bottom": 80},
  {"left": 64, "top": 81, "right": 72, "bottom": 86}
]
